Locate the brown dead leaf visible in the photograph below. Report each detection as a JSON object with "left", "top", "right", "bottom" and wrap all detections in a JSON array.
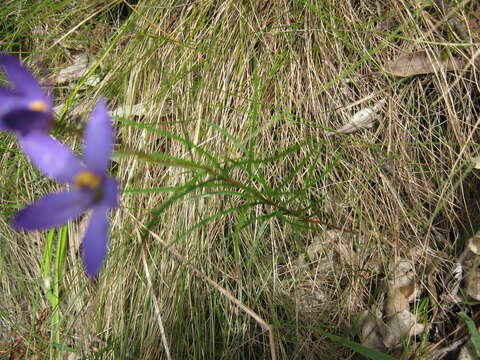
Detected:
[
  {"left": 399, "top": 284, "right": 416, "bottom": 299},
  {"left": 388, "top": 259, "right": 415, "bottom": 288},
  {"left": 473, "top": 155, "right": 480, "bottom": 170},
  {"left": 384, "top": 50, "right": 465, "bottom": 77},
  {"left": 465, "top": 258, "right": 480, "bottom": 301},
  {"left": 358, "top": 256, "right": 425, "bottom": 351},
  {"left": 467, "top": 231, "right": 480, "bottom": 255},
  {"left": 458, "top": 334, "right": 480, "bottom": 360},
  {"left": 385, "top": 288, "right": 409, "bottom": 317},
  {"left": 382, "top": 309, "right": 425, "bottom": 348},
  {"left": 359, "top": 311, "right": 384, "bottom": 350}
]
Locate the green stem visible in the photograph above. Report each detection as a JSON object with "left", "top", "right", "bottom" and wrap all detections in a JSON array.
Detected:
[{"left": 42, "top": 225, "right": 68, "bottom": 359}]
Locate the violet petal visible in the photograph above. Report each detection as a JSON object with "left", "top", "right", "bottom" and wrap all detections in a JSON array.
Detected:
[
  {"left": 3, "top": 109, "right": 52, "bottom": 134},
  {"left": 0, "top": 89, "right": 23, "bottom": 131},
  {"left": 13, "top": 190, "right": 92, "bottom": 231},
  {"left": 81, "top": 205, "right": 110, "bottom": 279},
  {"left": 19, "top": 131, "right": 84, "bottom": 183},
  {"left": 83, "top": 99, "right": 113, "bottom": 174},
  {"left": 102, "top": 176, "right": 119, "bottom": 208},
  {"left": 0, "top": 86, "right": 52, "bottom": 134},
  {"left": 0, "top": 54, "right": 46, "bottom": 99}
]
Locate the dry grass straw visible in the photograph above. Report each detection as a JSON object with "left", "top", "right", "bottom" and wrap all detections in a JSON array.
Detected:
[{"left": 1, "top": 0, "right": 479, "bottom": 358}]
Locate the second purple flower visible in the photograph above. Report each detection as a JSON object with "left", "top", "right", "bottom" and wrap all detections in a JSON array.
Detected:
[{"left": 0, "top": 54, "right": 53, "bottom": 135}]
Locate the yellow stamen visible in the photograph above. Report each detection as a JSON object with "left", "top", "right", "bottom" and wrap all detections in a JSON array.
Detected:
[
  {"left": 74, "top": 171, "right": 102, "bottom": 189},
  {"left": 28, "top": 100, "right": 49, "bottom": 113}
]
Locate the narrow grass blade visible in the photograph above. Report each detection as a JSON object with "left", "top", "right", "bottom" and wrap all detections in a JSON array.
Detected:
[
  {"left": 459, "top": 312, "right": 480, "bottom": 357},
  {"left": 42, "top": 229, "right": 56, "bottom": 304},
  {"left": 317, "top": 329, "right": 397, "bottom": 360}
]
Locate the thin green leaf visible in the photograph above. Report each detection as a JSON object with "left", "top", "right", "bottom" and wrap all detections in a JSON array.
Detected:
[
  {"left": 317, "top": 330, "right": 397, "bottom": 360},
  {"left": 459, "top": 312, "right": 480, "bottom": 356}
]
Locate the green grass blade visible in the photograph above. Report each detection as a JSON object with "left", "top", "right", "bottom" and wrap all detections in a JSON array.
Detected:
[
  {"left": 317, "top": 330, "right": 397, "bottom": 360},
  {"left": 459, "top": 312, "right": 480, "bottom": 357},
  {"left": 42, "top": 229, "right": 56, "bottom": 303}
]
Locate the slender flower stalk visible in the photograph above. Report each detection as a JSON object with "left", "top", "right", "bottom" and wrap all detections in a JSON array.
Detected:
[{"left": 13, "top": 100, "right": 119, "bottom": 279}]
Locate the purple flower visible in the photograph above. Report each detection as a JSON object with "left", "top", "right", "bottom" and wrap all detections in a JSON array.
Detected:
[
  {"left": 13, "top": 100, "right": 118, "bottom": 279},
  {"left": 0, "top": 54, "right": 53, "bottom": 135}
]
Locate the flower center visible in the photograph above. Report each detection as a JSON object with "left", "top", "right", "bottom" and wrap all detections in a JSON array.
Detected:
[
  {"left": 74, "top": 171, "right": 102, "bottom": 190},
  {"left": 28, "top": 100, "right": 49, "bottom": 113}
]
